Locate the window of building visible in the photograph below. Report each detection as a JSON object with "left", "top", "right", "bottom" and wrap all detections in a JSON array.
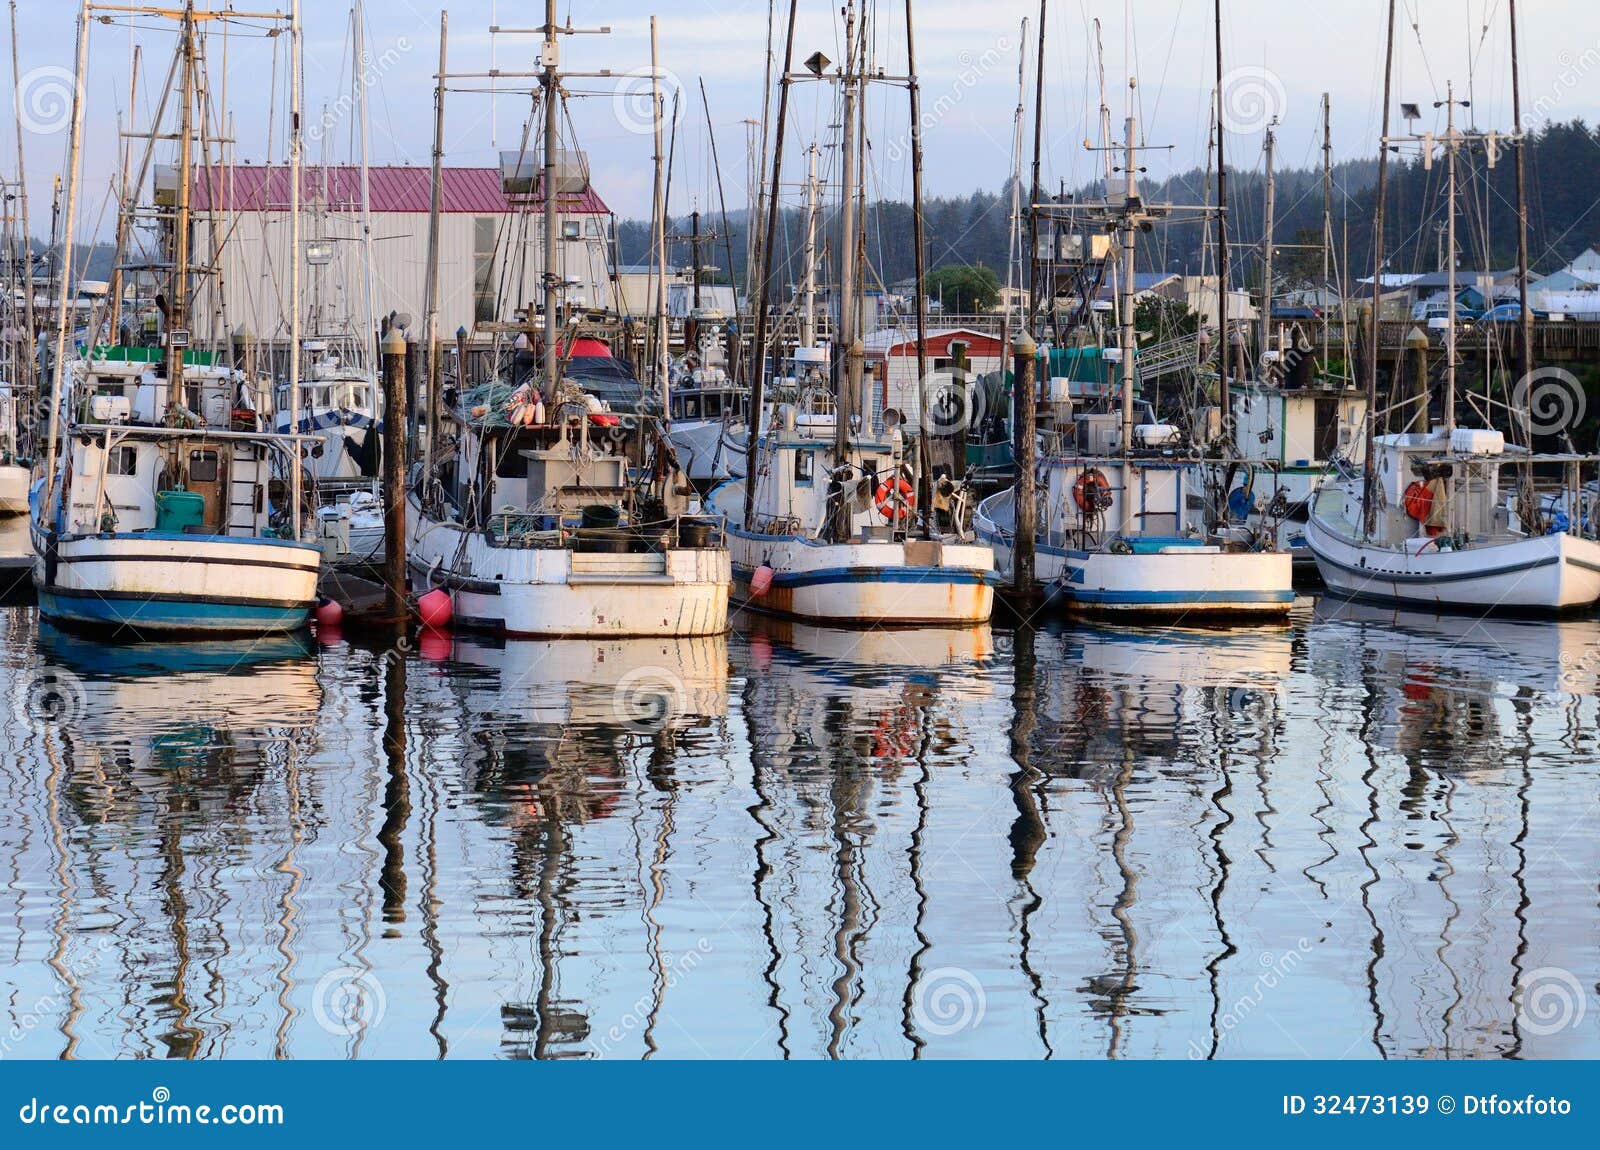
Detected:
[{"left": 473, "top": 217, "right": 500, "bottom": 324}]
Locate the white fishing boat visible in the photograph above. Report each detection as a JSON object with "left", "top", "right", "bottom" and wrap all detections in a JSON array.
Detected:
[
  {"left": 1305, "top": 81, "right": 1600, "bottom": 613},
  {"left": 31, "top": 2, "right": 320, "bottom": 635},
  {"left": 666, "top": 312, "right": 747, "bottom": 484},
  {"left": 708, "top": 395, "right": 996, "bottom": 625},
  {"left": 712, "top": 7, "right": 995, "bottom": 627},
  {"left": 977, "top": 105, "right": 1292, "bottom": 617},
  {"left": 406, "top": 13, "right": 729, "bottom": 640}
]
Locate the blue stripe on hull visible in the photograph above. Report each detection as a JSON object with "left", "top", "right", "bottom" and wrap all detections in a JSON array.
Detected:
[
  {"left": 1063, "top": 587, "right": 1294, "bottom": 605},
  {"left": 732, "top": 563, "right": 999, "bottom": 590},
  {"left": 36, "top": 589, "right": 311, "bottom": 634}
]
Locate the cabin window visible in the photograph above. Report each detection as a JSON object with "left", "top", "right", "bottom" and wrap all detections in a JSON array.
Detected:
[
  {"left": 107, "top": 446, "right": 138, "bottom": 476},
  {"left": 794, "top": 450, "right": 815, "bottom": 486},
  {"left": 189, "top": 452, "right": 219, "bottom": 483},
  {"left": 473, "top": 217, "right": 500, "bottom": 324}
]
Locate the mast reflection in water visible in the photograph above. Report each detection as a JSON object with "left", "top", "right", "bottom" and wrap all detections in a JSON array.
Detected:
[{"left": 0, "top": 600, "right": 1597, "bottom": 1058}]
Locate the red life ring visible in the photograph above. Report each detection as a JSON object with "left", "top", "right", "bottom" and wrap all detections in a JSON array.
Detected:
[
  {"left": 1073, "top": 467, "right": 1112, "bottom": 511},
  {"left": 1403, "top": 480, "right": 1433, "bottom": 522},
  {"left": 875, "top": 477, "right": 915, "bottom": 521}
]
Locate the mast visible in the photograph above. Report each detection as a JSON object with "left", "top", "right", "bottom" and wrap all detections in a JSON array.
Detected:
[
  {"left": 7, "top": 0, "right": 36, "bottom": 408},
  {"left": 1259, "top": 116, "right": 1277, "bottom": 369},
  {"left": 1025, "top": 0, "right": 1047, "bottom": 330},
  {"left": 288, "top": 0, "right": 302, "bottom": 538},
  {"left": 1213, "top": 0, "right": 1231, "bottom": 444},
  {"left": 905, "top": 0, "right": 933, "bottom": 538},
  {"left": 1442, "top": 80, "right": 1461, "bottom": 435},
  {"left": 41, "top": 0, "right": 90, "bottom": 514},
  {"left": 540, "top": 0, "right": 560, "bottom": 402},
  {"left": 1117, "top": 109, "right": 1137, "bottom": 485},
  {"left": 830, "top": 1, "right": 861, "bottom": 543},
  {"left": 801, "top": 144, "right": 818, "bottom": 347},
  {"left": 740, "top": 0, "right": 798, "bottom": 530},
  {"left": 650, "top": 16, "right": 668, "bottom": 412},
  {"left": 167, "top": 1, "right": 196, "bottom": 378},
  {"left": 421, "top": 12, "right": 445, "bottom": 477},
  {"left": 1320, "top": 92, "right": 1332, "bottom": 361},
  {"left": 1508, "top": 0, "right": 1533, "bottom": 431},
  {"left": 355, "top": 0, "right": 377, "bottom": 391},
  {"left": 110, "top": 45, "right": 139, "bottom": 344},
  {"left": 1361, "top": 0, "right": 1396, "bottom": 539}
]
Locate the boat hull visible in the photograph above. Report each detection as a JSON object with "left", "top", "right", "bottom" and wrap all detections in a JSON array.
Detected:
[
  {"left": 407, "top": 496, "right": 730, "bottom": 638},
  {"left": 32, "top": 532, "right": 320, "bottom": 634},
  {"left": 976, "top": 488, "right": 1294, "bottom": 616},
  {"left": 1306, "top": 512, "right": 1600, "bottom": 612},
  {"left": 668, "top": 419, "right": 745, "bottom": 483},
  {"left": 721, "top": 525, "right": 996, "bottom": 626}
]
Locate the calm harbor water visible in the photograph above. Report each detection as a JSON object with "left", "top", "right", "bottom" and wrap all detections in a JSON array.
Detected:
[{"left": 1, "top": 596, "right": 1597, "bottom": 1059}]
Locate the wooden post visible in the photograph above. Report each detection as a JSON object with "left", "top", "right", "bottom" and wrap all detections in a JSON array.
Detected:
[
  {"left": 1405, "top": 326, "right": 1429, "bottom": 435},
  {"left": 1012, "top": 332, "right": 1037, "bottom": 598},
  {"left": 382, "top": 326, "right": 409, "bottom": 624}
]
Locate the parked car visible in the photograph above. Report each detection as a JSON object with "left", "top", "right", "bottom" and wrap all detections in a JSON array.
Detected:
[
  {"left": 1476, "top": 302, "right": 1549, "bottom": 323},
  {"left": 1409, "top": 298, "right": 1477, "bottom": 323}
]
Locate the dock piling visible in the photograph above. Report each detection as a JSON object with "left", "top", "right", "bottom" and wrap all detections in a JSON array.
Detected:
[{"left": 382, "top": 326, "right": 410, "bottom": 626}]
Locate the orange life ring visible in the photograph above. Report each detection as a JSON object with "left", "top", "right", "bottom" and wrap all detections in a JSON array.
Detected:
[
  {"left": 1073, "top": 467, "right": 1112, "bottom": 511},
  {"left": 875, "top": 477, "right": 915, "bottom": 521},
  {"left": 1403, "top": 480, "right": 1433, "bottom": 522}
]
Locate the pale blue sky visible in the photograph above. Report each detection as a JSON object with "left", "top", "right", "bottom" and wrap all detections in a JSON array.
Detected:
[{"left": 8, "top": 0, "right": 1600, "bottom": 230}]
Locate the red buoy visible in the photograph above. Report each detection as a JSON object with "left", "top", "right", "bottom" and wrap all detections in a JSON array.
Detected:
[
  {"left": 314, "top": 597, "right": 344, "bottom": 628},
  {"left": 416, "top": 588, "right": 453, "bottom": 629},
  {"left": 750, "top": 563, "right": 775, "bottom": 598}
]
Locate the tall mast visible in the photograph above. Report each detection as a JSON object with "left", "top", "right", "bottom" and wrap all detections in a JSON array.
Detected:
[
  {"left": 1025, "top": 0, "right": 1047, "bottom": 330},
  {"left": 110, "top": 46, "right": 139, "bottom": 344},
  {"left": 1117, "top": 108, "right": 1137, "bottom": 461},
  {"left": 1361, "top": 0, "right": 1397, "bottom": 540},
  {"left": 288, "top": 0, "right": 303, "bottom": 538},
  {"left": 905, "top": 0, "right": 932, "bottom": 538},
  {"left": 833, "top": 1, "right": 861, "bottom": 473},
  {"left": 1259, "top": 116, "right": 1277, "bottom": 368},
  {"left": 1508, "top": 0, "right": 1533, "bottom": 427},
  {"left": 650, "top": 16, "right": 668, "bottom": 412},
  {"left": 7, "top": 0, "right": 36, "bottom": 404},
  {"left": 540, "top": 0, "right": 560, "bottom": 402},
  {"left": 421, "top": 12, "right": 446, "bottom": 476},
  {"left": 167, "top": 1, "right": 196, "bottom": 371},
  {"left": 826, "top": 1, "right": 863, "bottom": 544},
  {"left": 1320, "top": 93, "right": 1332, "bottom": 361},
  {"left": 355, "top": 0, "right": 376, "bottom": 389},
  {"left": 1442, "top": 80, "right": 1461, "bottom": 435},
  {"left": 741, "top": 0, "right": 798, "bottom": 530},
  {"left": 801, "top": 144, "right": 818, "bottom": 347},
  {"left": 1213, "top": 0, "right": 1231, "bottom": 443},
  {"left": 41, "top": 0, "right": 90, "bottom": 514}
]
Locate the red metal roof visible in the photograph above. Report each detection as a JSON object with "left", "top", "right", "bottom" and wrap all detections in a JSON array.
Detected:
[{"left": 188, "top": 165, "right": 610, "bottom": 215}]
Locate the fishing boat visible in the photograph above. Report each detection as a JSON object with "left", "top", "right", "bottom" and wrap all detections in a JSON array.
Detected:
[
  {"left": 405, "top": 8, "right": 729, "bottom": 639},
  {"left": 708, "top": 3, "right": 996, "bottom": 627},
  {"left": 1305, "top": 77, "right": 1600, "bottom": 612},
  {"left": 666, "top": 311, "right": 748, "bottom": 484},
  {"left": 30, "top": 1, "right": 320, "bottom": 635},
  {"left": 976, "top": 100, "right": 1292, "bottom": 616},
  {"left": 0, "top": 377, "right": 26, "bottom": 514}
]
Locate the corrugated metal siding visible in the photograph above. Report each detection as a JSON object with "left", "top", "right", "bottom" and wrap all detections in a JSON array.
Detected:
[{"left": 189, "top": 165, "right": 611, "bottom": 215}]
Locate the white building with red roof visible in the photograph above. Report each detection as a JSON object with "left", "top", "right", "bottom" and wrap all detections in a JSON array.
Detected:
[{"left": 185, "top": 164, "right": 615, "bottom": 343}]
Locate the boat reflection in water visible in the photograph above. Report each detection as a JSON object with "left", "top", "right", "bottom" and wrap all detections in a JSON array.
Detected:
[
  {"left": 437, "top": 632, "right": 731, "bottom": 1059},
  {"left": 3, "top": 599, "right": 1600, "bottom": 1059}
]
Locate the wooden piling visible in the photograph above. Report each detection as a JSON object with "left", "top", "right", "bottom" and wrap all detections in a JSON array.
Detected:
[{"left": 382, "top": 326, "right": 410, "bottom": 625}]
